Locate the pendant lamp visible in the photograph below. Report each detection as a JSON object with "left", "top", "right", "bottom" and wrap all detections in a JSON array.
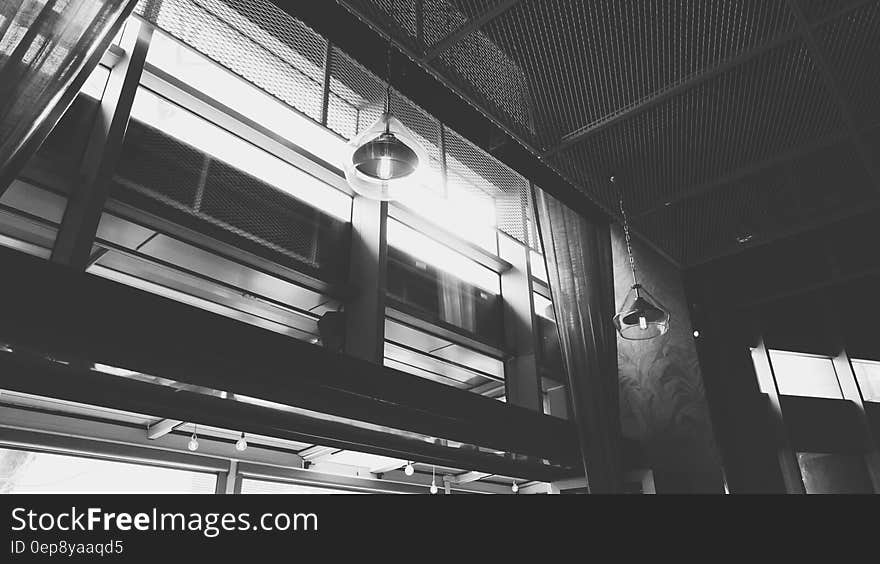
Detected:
[
  {"left": 611, "top": 176, "right": 670, "bottom": 340},
  {"left": 342, "top": 44, "right": 427, "bottom": 200}
]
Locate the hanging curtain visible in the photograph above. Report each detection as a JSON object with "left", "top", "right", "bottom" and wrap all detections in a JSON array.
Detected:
[
  {"left": 0, "top": 0, "right": 136, "bottom": 192},
  {"left": 533, "top": 186, "right": 621, "bottom": 493}
]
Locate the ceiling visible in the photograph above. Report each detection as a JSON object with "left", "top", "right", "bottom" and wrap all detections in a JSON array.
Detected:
[{"left": 326, "top": 0, "right": 880, "bottom": 266}]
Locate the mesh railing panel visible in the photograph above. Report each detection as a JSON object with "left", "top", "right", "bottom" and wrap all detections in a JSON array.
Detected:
[
  {"left": 136, "top": 0, "right": 327, "bottom": 121},
  {"left": 112, "top": 118, "right": 351, "bottom": 282}
]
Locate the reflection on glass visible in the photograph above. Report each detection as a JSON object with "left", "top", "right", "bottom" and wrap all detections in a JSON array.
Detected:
[
  {"left": 797, "top": 452, "right": 874, "bottom": 494},
  {"left": 0, "top": 448, "right": 217, "bottom": 494},
  {"left": 768, "top": 350, "right": 843, "bottom": 399},
  {"left": 852, "top": 359, "right": 880, "bottom": 402}
]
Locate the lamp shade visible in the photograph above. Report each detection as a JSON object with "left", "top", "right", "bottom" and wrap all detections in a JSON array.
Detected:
[
  {"left": 343, "top": 113, "right": 428, "bottom": 200},
  {"left": 613, "top": 284, "right": 670, "bottom": 340}
]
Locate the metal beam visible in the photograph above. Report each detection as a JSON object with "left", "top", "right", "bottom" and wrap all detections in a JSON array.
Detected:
[
  {"left": 787, "top": 0, "right": 880, "bottom": 195},
  {"left": 453, "top": 470, "right": 491, "bottom": 483},
  {"left": 146, "top": 418, "right": 182, "bottom": 439},
  {"left": 687, "top": 200, "right": 880, "bottom": 268},
  {"left": 422, "top": 0, "right": 522, "bottom": 62},
  {"left": 545, "top": 0, "right": 876, "bottom": 157},
  {"left": 50, "top": 20, "right": 152, "bottom": 269},
  {"left": 633, "top": 131, "right": 852, "bottom": 219},
  {"left": 298, "top": 445, "right": 339, "bottom": 461}
]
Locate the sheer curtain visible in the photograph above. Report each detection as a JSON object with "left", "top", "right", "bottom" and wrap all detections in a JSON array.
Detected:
[
  {"left": 0, "top": 0, "right": 136, "bottom": 191},
  {"left": 533, "top": 186, "right": 621, "bottom": 493}
]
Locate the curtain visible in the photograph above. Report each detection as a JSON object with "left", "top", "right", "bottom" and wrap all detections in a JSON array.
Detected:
[
  {"left": 0, "top": 0, "right": 136, "bottom": 192},
  {"left": 533, "top": 186, "right": 621, "bottom": 493}
]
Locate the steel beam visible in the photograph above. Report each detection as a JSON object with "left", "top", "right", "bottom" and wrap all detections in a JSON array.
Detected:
[
  {"left": 51, "top": 20, "right": 152, "bottom": 269},
  {"left": 146, "top": 418, "right": 182, "bottom": 440},
  {"left": 421, "top": 0, "right": 522, "bottom": 62}
]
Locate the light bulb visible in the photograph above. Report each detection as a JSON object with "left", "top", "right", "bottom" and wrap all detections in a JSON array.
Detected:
[
  {"left": 235, "top": 433, "right": 247, "bottom": 452},
  {"left": 511, "top": 482, "right": 519, "bottom": 493},
  {"left": 404, "top": 462, "right": 414, "bottom": 476},
  {"left": 188, "top": 435, "right": 199, "bottom": 451},
  {"left": 693, "top": 330, "right": 700, "bottom": 338},
  {"left": 377, "top": 156, "right": 393, "bottom": 180},
  {"left": 639, "top": 315, "right": 648, "bottom": 330},
  {"left": 429, "top": 482, "right": 438, "bottom": 494}
]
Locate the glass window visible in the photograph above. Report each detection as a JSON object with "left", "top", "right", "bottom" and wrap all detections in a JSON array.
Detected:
[
  {"left": 852, "top": 359, "right": 880, "bottom": 402},
  {"left": 768, "top": 350, "right": 843, "bottom": 399},
  {"left": 797, "top": 452, "right": 874, "bottom": 494},
  {"left": 240, "top": 478, "right": 365, "bottom": 494},
  {"left": 127, "top": 87, "right": 351, "bottom": 222},
  {"left": 145, "top": 30, "right": 346, "bottom": 168},
  {"left": 530, "top": 250, "right": 549, "bottom": 284},
  {"left": 0, "top": 448, "right": 217, "bottom": 494}
]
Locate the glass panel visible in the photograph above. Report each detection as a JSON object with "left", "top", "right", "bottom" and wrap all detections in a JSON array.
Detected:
[
  {"left": 797, "top": 452, "right": 874, "bottom": 494},
  {"left": 0, "top": 448, "right": 217, "bottom": 493},
  {"left": 530, "top": 250, "right": 549, "bottom": 284},
  {"left": 111, "top": 87, "right": 351, "bottom": 282},
  {"left": 240, "top": 478, "right": 366, "bottom": 494},
  {"left": 852, "top": 359, "right": 880, "bottom": 402},
  {"left": 768, "top": 350, "right": 843, "bottom": 399}
]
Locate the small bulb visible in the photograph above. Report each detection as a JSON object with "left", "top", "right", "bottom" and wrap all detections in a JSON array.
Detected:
[
  {"left": 188, "top": 435, "right": 199, "bottom": 452},
  {"left": 404, "top": 462, "right": 414, "bottom": 476},
  {"left": 693, "top": 330, "right": 700, "bottom": 338},
  {"left": 639, "top": 315, "right": 648, "bottom": 330},
  {"left": 235, "top": 433, "right": 247, "bottom": 452},
  {"left": 511, "top": 482, "right": 519, "bottom": 493},
  {"left": 377, "top": 156, "right": 392, "bottom": 180},
  {"left": 429, "top": 482, "right": 438, "bottom": 494}
]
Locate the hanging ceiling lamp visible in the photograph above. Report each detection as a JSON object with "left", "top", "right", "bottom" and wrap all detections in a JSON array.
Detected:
[
  {"left": 342, "top": 43, "right": 427, "bottom": 200},
  {"left": 611, "top": 176, "right": 670, "bottom": 340}
]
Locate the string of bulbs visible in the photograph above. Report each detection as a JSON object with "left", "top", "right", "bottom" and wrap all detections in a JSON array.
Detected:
[{"left": 184, "top": 434, "right": 522, "bottom": 494}]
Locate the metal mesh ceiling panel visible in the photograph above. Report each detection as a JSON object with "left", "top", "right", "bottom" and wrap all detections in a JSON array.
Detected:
[
  {"left": 814, "top": 2, "right": 880, "bottom": 127},
  {"left": 552, "top": 38, "right": 846, "bottom": 213},
  {"left": 637, "top": 139, "right": 877, "bottom": 264},
  {"left": 339, "top": 0, "right": 880, "bottom": 265}
]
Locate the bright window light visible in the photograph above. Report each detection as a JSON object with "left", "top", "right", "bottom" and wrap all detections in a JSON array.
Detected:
[
  {"left": 768, "top": 350, "right": 843, "bottom": 399},
  {"left": 395, "top": 171, "right": 497, "bottom": 252},
  {"left": 80, "top": 64, "right": 110, "bottom": 100},
  {"left": 0, "top": 448, "right": 216, "bottom": 493},
  {"left": 530, "top": 250, "right": 549, "bottom": 283},
  {"left": 852, "top": 359, "right": 880, "bottom": 402},
  {"left": 130, "top": 87, "right": 351, "bottom": 222},
  {"left": 533, "top": 292, "right": 554, "bottom": 320},
  {"left": 387, "top": 218, "right": 500, "bottom": 293},
  {"left": 146, "top": 30, "right": 347, "bottom": 169}
]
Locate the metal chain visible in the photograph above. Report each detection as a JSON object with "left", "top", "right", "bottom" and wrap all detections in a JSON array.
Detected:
[{"left": 613, "top": 176, "right": 638, "bottom": 285}]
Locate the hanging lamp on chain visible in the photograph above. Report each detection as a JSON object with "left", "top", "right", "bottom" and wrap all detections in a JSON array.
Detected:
[
  {"left": 342, "top": 42, "right": 427, "bottom": 200},
  {"left": 611, "top": 176, "right": 670, "bottom": 340}
]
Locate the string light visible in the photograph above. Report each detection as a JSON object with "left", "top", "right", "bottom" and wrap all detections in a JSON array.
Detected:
[
  {"left": 511, "top": 481, "right": 519, "bottom": 494},
  {"left": 404, "top": 461, "right": 414, "bottom": 476},
  {"left": 235, "top": 432, "right": 248, "bottom": 452},
  {"left": 429, "top": 465, "right": 438, "bottom": 494},
  {"left": 187, "top": 425, "right": 199, "bottom": 451}
]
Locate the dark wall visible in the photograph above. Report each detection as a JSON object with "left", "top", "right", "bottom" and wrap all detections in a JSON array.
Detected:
[{"left": 611, "top": 225, "right": 725, "bottom": 493}]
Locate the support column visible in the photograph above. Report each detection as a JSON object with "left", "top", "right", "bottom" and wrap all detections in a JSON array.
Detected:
[
  {"left": 343, "top": 196, "right": 387, "bottom": 363},
  {"left": 751, "top": 337, "right": 806, "bottom": 493},
  {"left": 498, "top": 233, "right": 541, "bottom": 412},
  {"left": 833, "top": 351, "right": 880, "bottom": 492},
  {"left": 51, "top": 18, "right": 152, "bottom": 269}
]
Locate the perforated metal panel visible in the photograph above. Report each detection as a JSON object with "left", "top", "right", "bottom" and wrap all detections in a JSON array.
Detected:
[
  {"left": 136, "top": 0, "right": 328, "bottom": 121},
  {"left": 112, "top": 119, "right": 351, "bottom": 282},
  {"left": 339, "top": 0, "right": 880, "bottom": 265}
]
